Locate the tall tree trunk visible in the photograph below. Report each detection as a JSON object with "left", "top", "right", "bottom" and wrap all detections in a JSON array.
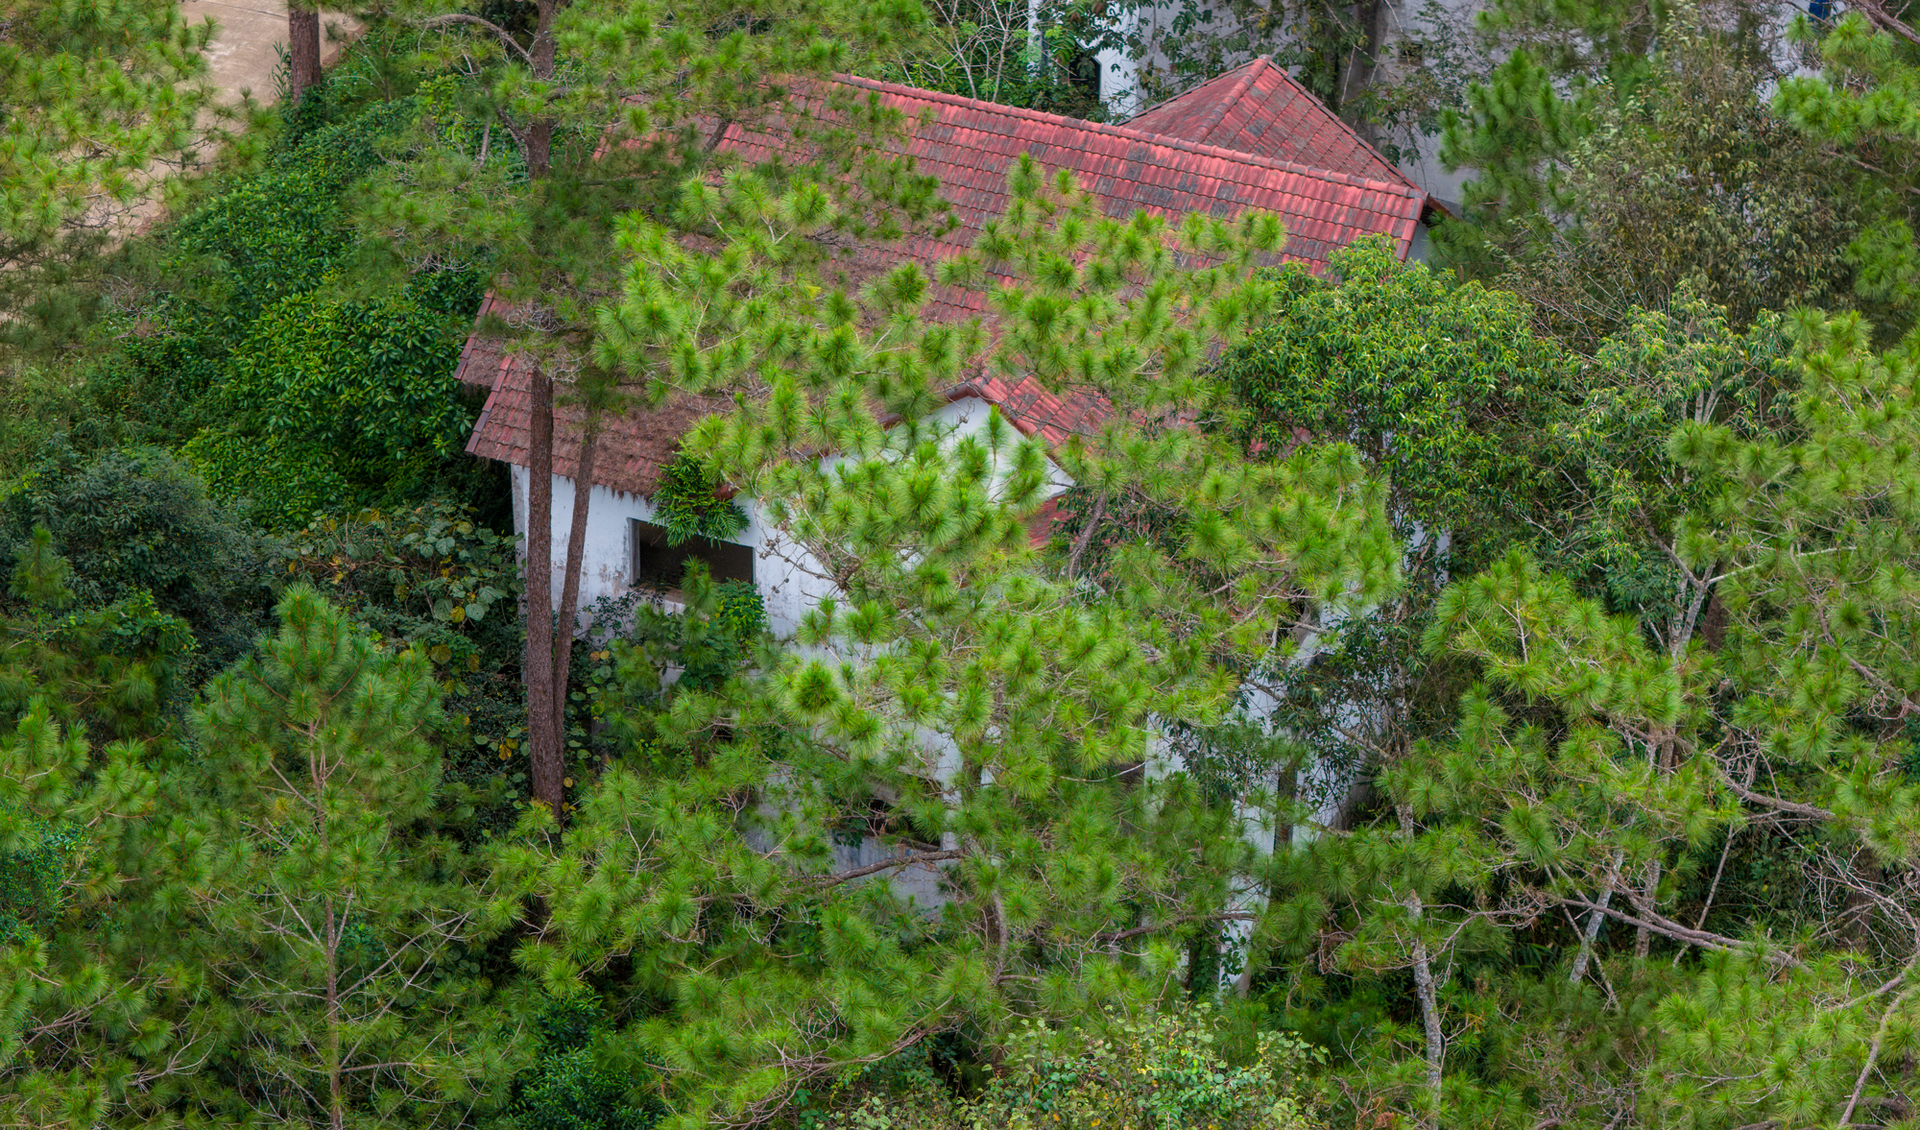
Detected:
[
  {"left": 1336, "top": 0, "right": 1385, "bottom": 121},
  {"left": 288, "top": 4, "right": 321, "bottom": 104},
  {"left": 1395, "top": 804, "right": 1443, "bottom": 1122},
  {"left": 1570, "top": 849, "right": 1624, "bottom": 985},
  {"left": 326, "top": 895, "right": 344, "bottom": 1130},
  {"left": 547, "top": 411, "right": 599, "bottom": 770},
  {"left": 525, "top": 364, "right": 565, "bottom": 817},
  {"left": 527, "top": 0, "right": 560, "bottom": 177},
  {"left": 1405, "top": 891, "right": 1444, "bottom": 1118}
]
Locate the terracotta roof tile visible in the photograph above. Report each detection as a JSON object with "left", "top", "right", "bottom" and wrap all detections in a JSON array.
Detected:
[
  {"left": 466, "top": 354, "right": 735, "bottom": 498},
  {"left": 1125, "top": 57, "right": 1420, "bottom": 192},
  {"left": 461, "top": 71, "right": 1424, "bottom": 495}
]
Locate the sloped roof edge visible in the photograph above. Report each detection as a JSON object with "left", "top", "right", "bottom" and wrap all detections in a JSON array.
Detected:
[{"left": 832, "top": 71, "right": 1426, "bottom": 204}]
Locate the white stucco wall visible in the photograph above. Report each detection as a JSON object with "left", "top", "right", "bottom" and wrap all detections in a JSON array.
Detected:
[
  {"left": 1093, "top": 0, "right": 1488, "bottom": 204},
  {"left": 514, "top": 396, "right": 1072, "bottom": 640},
  {"left": 513, "top": 463, "right": 836, "bottom": 639}
]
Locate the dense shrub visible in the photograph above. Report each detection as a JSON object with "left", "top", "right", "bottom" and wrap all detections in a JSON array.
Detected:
[
  {"left": 282, "top": 502, "right": 527, "bottom": 833},
  {"left": 164, "top": 98, "right": 422, "bottom": 336},
  {"left": 281, "top": 501, "right": 521, "bottom": 674},
  {"left": 0, "top": 442, "right": 276, "bottom": 670},
  {"left": 181, "top": 280, "right": 474, "bottom": 527},
  {"left": 819, "top": 1009, "right": 1322, "bottom": 1130},
  {"left": 504, "top": 997, "right": 664, "bottom": 1130}
]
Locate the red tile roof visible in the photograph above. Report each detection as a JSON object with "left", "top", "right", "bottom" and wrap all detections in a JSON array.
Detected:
[
  {"left": 1125, "top": 57, "right": 1419, "bottom": 192},
  {"left": 462, "top": 72, "right": 1425, "bottom": 496},
  {"left": 466, "top": 353, "right": 733, "bottom": 498},
  {"left": 711, "top": 72, "right": 1423, "bottom": 306}
]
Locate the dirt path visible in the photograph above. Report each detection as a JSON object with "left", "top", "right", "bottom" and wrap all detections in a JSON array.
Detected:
[
  {"left": 185, "top": 0, "right": 360, "bottom": 107},
  {"left": 107, "top": 1, "right": 361, "bottom": 238}
]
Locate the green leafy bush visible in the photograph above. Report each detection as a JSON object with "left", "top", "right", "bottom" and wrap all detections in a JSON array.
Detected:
[
  {"left": 0, "top": 443, "right": 275, "bottom": 669},
  {"left": 281, "top": 501, "right": 521, "bottom": 673},
  {"left": 0, "top": 807, "right": 79, "bottom": 945},
  {"left": 822, "top": 1009, "right": 1323, "bottom": 1130},
  {"left": 282, "top": 502, "right": 527, "bottom": 831},
  {"left": 164, "top": 98, "right": 421, "bottom": 336},
  {"left": 505, "top": 997, "right": 664, "bottom": 1130},
  {"left": 178, "top": 428, "right": 355, "bottom": 531}
]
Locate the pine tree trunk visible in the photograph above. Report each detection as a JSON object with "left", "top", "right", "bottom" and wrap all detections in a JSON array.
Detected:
[
  {"left": 526, "top": 0, "right": 559, "bottom": 177},
  {"left": 1404, "top": 890, "right": 1444, "bottom": 1119},
  {"left": 288, "top": 4, "right": 321, "bottom": 104},
  {"left": 547, "top": 411, "right": 600, "bottom": 780},
  {"left": 1395, "top": 805, "right": 1443, "bottom": 1119},
  {"left": 1634, "top": 859, "right": 1660, "bottom": 960},
  {"left": 326, "top": 895, "right": 344, "bottom": 1130},
  {"left": 1571, "top": 848, "right": 1624, "bottom": 984},
  {"left": 526, "top": 364, "right": 565, "bottom": 816}
]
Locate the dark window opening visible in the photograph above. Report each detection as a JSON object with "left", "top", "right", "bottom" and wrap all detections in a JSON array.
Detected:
[{"left": 632, "top": 520, "right": 754, "bottom": 596}]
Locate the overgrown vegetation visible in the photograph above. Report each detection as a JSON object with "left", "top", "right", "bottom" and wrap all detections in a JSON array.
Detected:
[{"left": 4, "top": 1, "right": 1920, "bottom": 1128}]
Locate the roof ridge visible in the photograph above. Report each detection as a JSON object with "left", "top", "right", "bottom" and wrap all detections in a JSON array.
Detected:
[
  {"left": 832, "top": 71, "right": 1425, "bottom": 201},
  {"left": 1189, "top": 56, "right": 1267, "bottom": 147},
  {"left": 1118, "top": 58, "right": 1263, "bottom": 126}
]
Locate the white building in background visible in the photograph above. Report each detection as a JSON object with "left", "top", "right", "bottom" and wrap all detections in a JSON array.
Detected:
[
  {"left": 454, "top": 66, "right": 1432, "bottom": 915},
  {"left": 458, "top": 65, "right": 1434, "bottom": 630},
  {"left": 1090, "top": 0, "right": 1488, "bottom": 204}
]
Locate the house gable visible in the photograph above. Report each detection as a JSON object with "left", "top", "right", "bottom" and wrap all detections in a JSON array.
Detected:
[
  {"left": 459, "top": 70, "right": 1424, "bottom": 610},
  {"left": 1123, "top": 57, "right": 1420, "bottom": 193}
]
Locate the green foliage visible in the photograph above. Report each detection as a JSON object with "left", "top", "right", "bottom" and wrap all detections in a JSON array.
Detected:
[
  {"left": 1219, "top": 236, "right": 1569, "bottom": 567},
  {"left": 650, "top": 454, "right": 750, "bottom": 546},
  {"left": 282, "top": 501, "right": 523, "bottom": 673},
  {"left": 164, "top": 98, "right": 423, "bottom": 337},
  {"left": 0, "top": 809, "right": 79, "bottom": 945},
  {"left": 1269, "top": 304, "right": 1920, "bottom": 1124},
  {"left": 1435, "top": 0, "right": 1834, "bottom": 329},
  {"left": 1538, "top": 287, "right": 1800, "bottom": 625},
  {"left": 507, "top": 997, "right": 664, "bottom": 1130},
  {"left": 177, "top": 428, "right": 356, "bottom": 530},
  {"left": 822, "top": 1008, "right": 1322, "bottom": 1130},
  {"left": 182, "top": 285, "right": 470, "bottom": 527},
  {"left": 1467, "top": 16, "right": 1862, "bottom": 346},
  {"left": 1775, "top": 11, "right": 1920, "bottom": 343},
  {"left": 591, "top": 563, "right": 774, "bottom": 762},
  {"left": 0, "top": 0, "right": 215, "bottom": 298},
  {"left": 885, "top": 0, "right": 1111, "bottom": 120},
  {"left": 280, "top": 503, "right": 529, "bottom": 834},
  {"left": 0, "top": 697, "right": 169, "bottom": 1127},
  {"left": 175, "top": 586, "right": 504, "bottom": 1126},
  {"left": 1, "top": 526, "right": 199, "bottom": 746},
  {"left": 0, "top": 443, "right": 274, "bottom": 670}
]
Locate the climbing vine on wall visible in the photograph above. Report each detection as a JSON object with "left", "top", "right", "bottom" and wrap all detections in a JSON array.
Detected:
[{"left": 649, "top": 453, "right": 748, "bottom": 546}]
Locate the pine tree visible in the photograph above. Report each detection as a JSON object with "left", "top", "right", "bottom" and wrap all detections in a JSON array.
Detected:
[
  {"left": 1775, "top": 9, "right": 1920, "bottom": 342},
  {"left": 0, "top": 0, "right": 217, "bottom": 313},
  {"left": 0, "top": 587, "right": 506, "bottom": 1127},
  {"left": 182, "top": 586, "right": 500, "bottom": 1127},
  {"left": 483, "top": 158, "right": 1400, "bottom": 1123},
  {"left": 354, "top": 0, "right": 932, "bottom": 817},
  {"left": 1268, "top": 305, "right": 1920, "bottom": 1126}
]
